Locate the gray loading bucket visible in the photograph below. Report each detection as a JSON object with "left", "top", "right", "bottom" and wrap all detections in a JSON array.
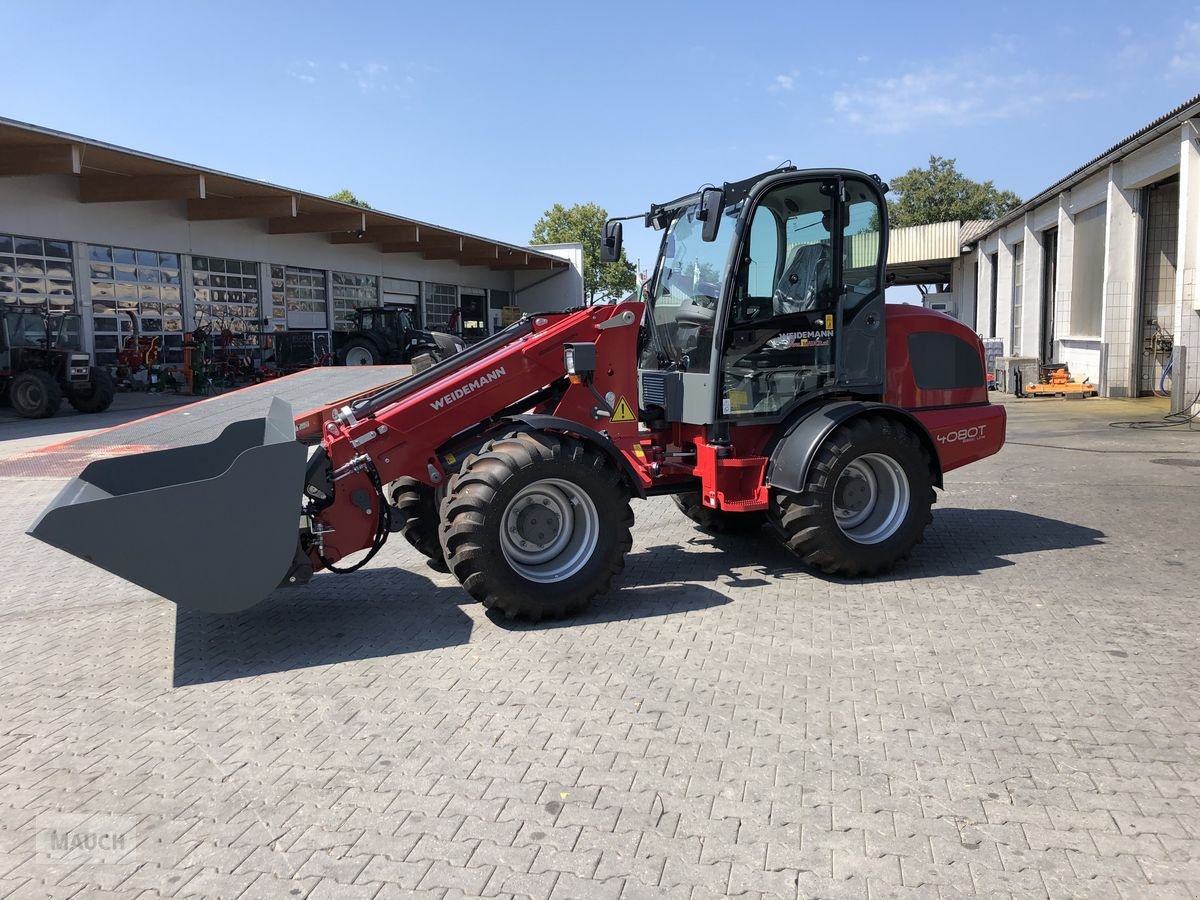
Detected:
[{"left": 28, "top": 397, "right": 308, "bottom": 614}]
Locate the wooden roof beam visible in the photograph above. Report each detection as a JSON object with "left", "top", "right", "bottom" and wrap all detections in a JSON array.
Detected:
[
  {"left": 0, "top": 143, "right": 81, "bottom": 177},
  {"left": 421, "top": 237, "right": 465, "bottom": 260},
  {"left": 187, "top": 195, "right": 298, "bottom": 220},
  {"left": 80, "top": 173, "right": 206, "bottom": 203},
  {"left": 330, "top": 224, "right": 419, "bottom": 245},
  {"left": 267, "top": 211, "right": 367, "bottom": 234}
]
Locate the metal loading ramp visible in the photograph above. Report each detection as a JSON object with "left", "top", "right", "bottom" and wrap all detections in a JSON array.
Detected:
[{"left": 0, "top": 365, "right": 413, "bottom": 480}]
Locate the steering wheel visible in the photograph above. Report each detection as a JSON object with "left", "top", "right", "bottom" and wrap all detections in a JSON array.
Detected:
[{"left": 676, "top": 294, "right": 716, "bottom": 324}]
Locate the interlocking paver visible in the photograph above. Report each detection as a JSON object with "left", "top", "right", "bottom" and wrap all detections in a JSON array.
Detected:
[{"left": 3, "top": 397, "right": 1200, "bottom": 899}]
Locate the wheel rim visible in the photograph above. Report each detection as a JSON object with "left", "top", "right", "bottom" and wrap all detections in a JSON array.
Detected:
[
  {"left": 832, "top": 452, "right": 910, "bottom": 544},
  {"left": 344, "top": 347, "right": 373, "bottom": 366},
  {"left": 499, "top": 478, "right": 599, "bottom": 583},
  {"left": 15, "top": 379, "right": 43, "bottom": 410}
]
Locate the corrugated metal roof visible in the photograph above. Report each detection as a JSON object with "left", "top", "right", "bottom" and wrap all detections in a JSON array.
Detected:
[
  {"left": 980, "top": 92, "right": 1200, "bottom": 237},
  {"left": 958, "top": 219, "right": 995, "bottom": 245},
  {"left": 887, "top": 220, "right": 959, "bottom": 264}
]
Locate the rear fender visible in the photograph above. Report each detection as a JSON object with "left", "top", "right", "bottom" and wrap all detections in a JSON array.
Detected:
[
  {"left": 911, "top": 403, "right": 1006, "bottom": 474},
  {"left": 764, "top": 401, "right": 943, "bottom": 494}
]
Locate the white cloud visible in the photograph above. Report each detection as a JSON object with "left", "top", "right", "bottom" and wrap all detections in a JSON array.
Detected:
[
  {"left": 1168, "top": 17, "right": 1200, "bottom": 76},
  {"left": 337, "top": 60, "right": 429, "bottom": 94},
  {"left": 769, "top": 73, "right": 795, "bottom": 92},
  {"left": 286, "top": 60, "right": 318, "bottom": 85},
  {"left": 828, "top": 46, "right": 1096, "bottom": 135}
]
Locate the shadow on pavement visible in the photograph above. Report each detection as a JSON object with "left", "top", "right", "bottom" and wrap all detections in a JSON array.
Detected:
[
  {"left": 173, "top": 558, "right": 733, "bottom": 685},
  {"left": 659, "top": 507, "right": 1107, "bottom": 584},
  {"left": 172, "top": 574, "right": 473, "bottom": 686},
  {"left": 488, "top": 581, "right": 732, "bottom": 631},
  {"left": 173, "top": 508, "right": 1101, "bottom": 684}
]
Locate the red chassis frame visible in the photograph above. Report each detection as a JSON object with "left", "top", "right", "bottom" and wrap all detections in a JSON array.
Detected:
[{"left": 313, "top": 301, "right": 1004, "bottom": 565}]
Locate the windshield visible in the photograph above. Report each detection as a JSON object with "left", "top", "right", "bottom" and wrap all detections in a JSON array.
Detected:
[
  {"left": 643, "top": 200, "right": 740, "bottom": 372},
  {"left": 55, "top": 314, "right": 82, "bottom": 350}
]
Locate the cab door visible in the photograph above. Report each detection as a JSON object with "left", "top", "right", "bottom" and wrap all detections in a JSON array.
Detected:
[
  {"left": 834, "top": 177, "right": 888, "bottom": 390},
  {"left": 717, "top": 174, "right": 886, "bottom": 421}
]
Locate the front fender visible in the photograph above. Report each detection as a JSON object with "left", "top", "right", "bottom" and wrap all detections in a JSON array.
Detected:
[
  {"left": 504, "top": 414, "right": 647, "bottom": 498},
  {"left": 764, "top": 401, "right": 943, "bottom": 494}
]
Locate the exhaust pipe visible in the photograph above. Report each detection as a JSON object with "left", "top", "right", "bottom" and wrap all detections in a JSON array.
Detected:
[{"left": 28, "top": 397, "right": 308, "bottom": 614}]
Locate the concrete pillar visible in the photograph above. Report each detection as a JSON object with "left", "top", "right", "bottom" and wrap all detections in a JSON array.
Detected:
[
  {"left": 995, "top": 237, "right": 1014, "bottom": 353},
  {"left": 1100, "top": 162, "right": 1140, "bottom": 397},
  {"left": 975, "top": 249, "right": 994, "bottom": 337},
  {"left": 958, "top": 257, "right": 979, "bottom": 329},
  {"left": 74, "top": 240, "right": 95, "bottom": 358},
  {"left": 1023, "top": 218, "right": 1045, "bottom": 360},
  {"left": 1055, "top": 195, "right": 1074, "bottom": 358},
  {"left": 1175, "top": 120, "right": 1200, "bottom": 412}
]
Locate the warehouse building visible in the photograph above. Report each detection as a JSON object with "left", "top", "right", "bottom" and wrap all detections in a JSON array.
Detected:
[
  {"left": 962, "top": 94, "right": 1200, "bottom": 407},
  {"left": 0, "top": 117, "right": 582, "bottom": 371}
]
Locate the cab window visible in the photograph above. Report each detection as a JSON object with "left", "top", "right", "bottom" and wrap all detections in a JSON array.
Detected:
[{"left": 721, "top": 180, "right": 836, "bottom": 417}]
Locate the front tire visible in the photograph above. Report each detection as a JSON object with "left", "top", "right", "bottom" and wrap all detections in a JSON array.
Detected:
[
  {"left": 67, "top": 367, "right": 116, "bottom": 413},
  {"left": 439, "top": 431, "right": 633, "bottom": 621},
  {"left": 10, "top": 370, "right": 62, "bottom": 419},
  {"left": 673, "top": 491, "right": 766, "bottom": 532},
  {"left": 391, "top": 476, "right": 447, "bottom": 571},
  {"left": 339, "top": 338, "right": 381, "bottom": 366},
  {"left": 771, "top": 417, "right": 934, "bottom": 576}
]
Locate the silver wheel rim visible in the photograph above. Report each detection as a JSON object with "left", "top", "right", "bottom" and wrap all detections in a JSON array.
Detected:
[
  {"left": 499, "top": 478, "right": 599, "bottom": 583},
  {"left": 15, "top": 380, "right": 43, "bottom": 410},
  {"left": 832, "top": 452, "right": 910, "bottom": 544},
  {"left": 344, "top": 347, "right": 373, "bottom": 366}
]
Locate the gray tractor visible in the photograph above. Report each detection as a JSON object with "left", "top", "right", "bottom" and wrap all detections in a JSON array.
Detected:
[
  {"left": 0, "top": 309, "right": 115, "bottom": 418},
  {"left": 334, "top": 307, "right": 464, "bottom": 366}
]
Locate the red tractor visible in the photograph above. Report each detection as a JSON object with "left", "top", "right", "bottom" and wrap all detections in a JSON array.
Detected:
[{"left": 31, "top": 167, "right": 1005, "bottom": 619}]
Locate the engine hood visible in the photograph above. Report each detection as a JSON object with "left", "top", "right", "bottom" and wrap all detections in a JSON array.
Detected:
[{"left": 429, "top": 331, "right": 466, "bottom": 354}]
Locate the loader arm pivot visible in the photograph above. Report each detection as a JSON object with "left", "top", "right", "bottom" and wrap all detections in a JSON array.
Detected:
[{"left": 307, "top": 302, "right": 649, "bottom": 567}]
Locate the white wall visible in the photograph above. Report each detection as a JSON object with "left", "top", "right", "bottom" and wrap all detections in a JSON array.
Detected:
[
  {"left": 513, "top": 242, "right": 584, "bottom": 311},
  {"left": 1176, "top": 120, "right": 1200, "bottom": 413},
  {"left": 972, "top": 121, "right": 1200, "bottom": 401},
  {"left": 0, "top": 175, "right": 520, "bottom": 291}
]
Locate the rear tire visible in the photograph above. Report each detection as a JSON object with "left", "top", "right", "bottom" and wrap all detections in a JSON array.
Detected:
[
  {"left": 673, "top": 491, "right": 766, "bottom": 532},
  {"left": 10, "top": 370, "right": 62, "bottom": 419},
  {"left": 391, "top": 476, "right": 447, "bottom": 571},
  {"left": 771, "top": 417, "right": 934, "bottom": 576},
  {"left": 339, "top": 338, "right": 381, "bottom": 366},
  {"left": 439, "top": 431, "right": 633, "bottom": 621},
  {"left": 67, "top": 367, "right": 116, "bottom": 413}
]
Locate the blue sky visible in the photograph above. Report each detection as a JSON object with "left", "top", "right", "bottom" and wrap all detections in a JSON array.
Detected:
[{"left": 6, "top": 0, "right": 1200, "bottom": 279}]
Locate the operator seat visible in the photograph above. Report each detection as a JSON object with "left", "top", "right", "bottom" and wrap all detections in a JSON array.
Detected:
[{"left": 773, "top": 242, "right": 831, "bottom": 315}]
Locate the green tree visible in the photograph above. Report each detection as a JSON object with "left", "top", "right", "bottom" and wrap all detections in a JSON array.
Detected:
[
  {"left": 884, "top": 156, "right": 1021, "bottom": 227},
  {"left": 531, "top": 202, "right": 636, "bottom": 304},
  {"left": 329, "top": 189, "right": 372, "bottom": 209}
]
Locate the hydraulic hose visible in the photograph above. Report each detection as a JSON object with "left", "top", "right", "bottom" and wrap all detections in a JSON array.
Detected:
[
  {"left": 317, "top": 460, "right": 391, "bottom": 574},
  {"left": 1156, "top": 356, "right": 1173, "bottom": 398}
]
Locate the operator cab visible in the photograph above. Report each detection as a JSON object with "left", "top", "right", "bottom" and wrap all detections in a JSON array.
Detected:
[{"left": 618, "top": 168, "right": 888, "bottom": 425}]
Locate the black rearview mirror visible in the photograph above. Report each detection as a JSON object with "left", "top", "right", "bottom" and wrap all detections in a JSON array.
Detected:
[
  {"left": 600, "top": 220, "right": 623, "bottom": 263},
  {"left": 699, "top": 188, "right": 725, "bottom": 242}
]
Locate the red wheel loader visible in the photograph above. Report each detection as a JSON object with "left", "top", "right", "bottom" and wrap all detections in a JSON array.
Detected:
[{"left": 30, "top": 167, "right": 1005, "bottom": 620}]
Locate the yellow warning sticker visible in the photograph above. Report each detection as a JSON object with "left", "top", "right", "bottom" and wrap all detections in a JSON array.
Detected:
[
  {"left": 825, "top": 314, "right": 834, "bottom": 330},
  {"left": 611, "top": 396, "right": 636, "bottom": 423}
]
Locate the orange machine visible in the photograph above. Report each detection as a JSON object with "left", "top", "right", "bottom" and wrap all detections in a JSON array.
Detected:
[{"left": 1024, "top": 366, "right": 1096, "bottom": 397}]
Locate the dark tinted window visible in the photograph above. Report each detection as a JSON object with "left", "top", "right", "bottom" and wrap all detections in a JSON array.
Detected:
[{"left": 908, "top": 331, "right": 984, "bottom": 390}]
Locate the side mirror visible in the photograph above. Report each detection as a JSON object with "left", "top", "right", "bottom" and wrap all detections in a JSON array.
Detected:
[
  {"left": 600, "top": 220, "right": 623, "bottom": 263},
  {"left": 699, "top": 188, "right": 725, "bottom": 242}
]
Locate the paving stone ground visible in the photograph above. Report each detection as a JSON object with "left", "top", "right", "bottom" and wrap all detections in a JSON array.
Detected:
[{"left": 1, "top": 395, "right": 1199, "bottom": 899}]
